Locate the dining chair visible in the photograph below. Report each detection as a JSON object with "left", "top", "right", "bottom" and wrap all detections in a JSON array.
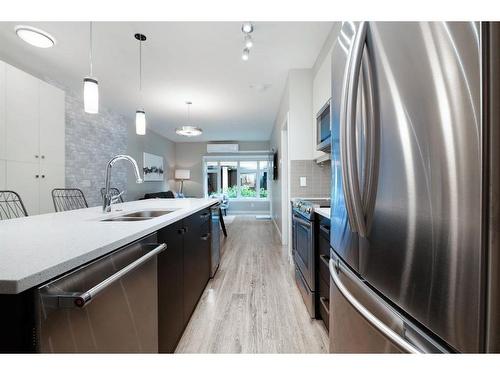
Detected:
[
  {"left": 52, "top": 188, "right": 89, "bottom": 212},
  {"left": 100, "top": 187, "right": 124, "bottom": 203},
  {"left": 0, "top": 190, "right": 28, "bottom": 220}
]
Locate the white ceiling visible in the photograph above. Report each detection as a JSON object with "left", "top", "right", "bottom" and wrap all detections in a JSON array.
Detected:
[{"left": 0, "top": 22, "right": 332, "bottom": 142}]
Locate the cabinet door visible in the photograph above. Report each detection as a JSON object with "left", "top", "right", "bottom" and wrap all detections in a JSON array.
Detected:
[
  {"left": 5, "top": 65, "right": 39, "bottom": 163},
  {"left": 39, "top": 163, "right": 65, "bottom": 214},
  {"left": 0, "top": 160, "right": 5, "bottom": 189},
  {"left": 183, "top": 209, "right": 211, "bottom": 323},
  {"left": 5, "top": 160, "right": 40, "bottom": 215},
  {"left": 157, "top": 220, "right": 185, "bottom": 353},
  {"left": 39, "top": 81, "right": 65, "bottom": 165},
  {"left": 0, "top": 61, "right": 5, "bottom": 160}
]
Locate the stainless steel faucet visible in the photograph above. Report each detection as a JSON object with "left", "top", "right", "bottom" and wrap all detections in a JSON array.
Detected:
[{"left": 103, "top": 155, "right": 143, "bottom": 212}]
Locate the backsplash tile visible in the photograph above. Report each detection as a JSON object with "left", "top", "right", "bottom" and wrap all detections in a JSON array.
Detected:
[{"left": 290, "top": 159, "right": 331, "bottom": 198}]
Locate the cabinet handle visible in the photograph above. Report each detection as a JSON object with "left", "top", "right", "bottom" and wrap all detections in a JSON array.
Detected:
[
  {"left": 177, "top": 228, "right": 187, "bottom": 234},
  {"left": 35, "top": 155, "right": 39, "bottom": 159},
  {"left": 184, "top": 227, "right": 189, "bottom": 234},
  {"left": 41, "top": 175, "right": 45, "bottom": 178},
  {"left": 200, "top": 212, "right": 210, "bottom": 219},
  {"left": 200, "top": 233, "right": 211, "bottom": 241},
  {"left": 35, "top": 175, "right": 39, "bottom": 178}
]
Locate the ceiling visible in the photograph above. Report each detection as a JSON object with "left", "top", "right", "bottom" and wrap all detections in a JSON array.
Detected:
[{"left": 0, "top": 22, "right": 332, "bottom": 142}]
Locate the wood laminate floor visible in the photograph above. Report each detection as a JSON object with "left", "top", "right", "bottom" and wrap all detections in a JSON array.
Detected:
[{"left": 175, "top": 216, "right": 329, "bottom": 353}]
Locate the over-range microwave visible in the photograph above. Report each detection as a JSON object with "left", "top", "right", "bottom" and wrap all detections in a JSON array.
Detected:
[{"left": 316, "top": 98, "right": 331, "bottom": 152}]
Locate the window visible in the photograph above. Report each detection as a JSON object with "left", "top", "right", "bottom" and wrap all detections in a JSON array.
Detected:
[{"left": 203, "top": 157, "right": 270, "bottom": 200}]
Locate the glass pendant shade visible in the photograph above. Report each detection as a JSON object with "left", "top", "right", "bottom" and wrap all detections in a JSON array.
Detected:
[
  {"left": 83, "top": 77, "right": 99, "bottom": 114},
  {"left": 136, "top": 110, "right": 146, "bottom": 135}
]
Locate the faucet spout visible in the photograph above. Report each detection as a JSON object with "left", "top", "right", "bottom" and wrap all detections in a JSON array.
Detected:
[{"left": 103, "top": 155, "right": 143, "bottom": 213}]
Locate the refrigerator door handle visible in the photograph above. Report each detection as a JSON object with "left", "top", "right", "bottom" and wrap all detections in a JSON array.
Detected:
[
  {"left": 345, "top": 21, "right": 369, "bottom": 237},
  {"left": 339, "top": 22, "right": 359, "bottom": 233},
  {"left": 329, "top": 258, "right": 422, "bottom": 353},
  {"left": 360, "top": 37, "right": 379, "bottom": 234}
]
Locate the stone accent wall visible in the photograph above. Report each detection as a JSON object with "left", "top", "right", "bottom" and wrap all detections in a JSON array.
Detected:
[
  {"left": 65, "top": 94, "right": 128, "bottom": 207},
  {"left": 290, "top": 159, "right": 331, "bottom": 198}
]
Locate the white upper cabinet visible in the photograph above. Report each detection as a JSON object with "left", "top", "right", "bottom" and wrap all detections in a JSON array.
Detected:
[
  {"left": 0, "top": 160, "right": 5, "bottom": 190},
  {"left": 39, "top": 80, "right": 65, "bottom": 165},
  {"left": 5, "top": 64, "right": 40, "bottom": 163},
  {"left": 5, "top": 160, "right": 40, "bottom": 215},
  {"left": 312, "top": 50, "right": 332, "bottom": 160},
  {"left": 1, "top": 60, "right": 66, "bottom": 215},
  {"left": 0, "top": 61, "right": 5, "bottom": 161}
]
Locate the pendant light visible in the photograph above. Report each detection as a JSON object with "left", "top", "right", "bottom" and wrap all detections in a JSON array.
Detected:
[
  {"left": 83, "top": 22, "right": 99, "bottom": 114},
  {"left": 135, "top": 33, "right": 147, "bottom": 135},
  {"left": 176, "top": 102, "right": 203, "bottom": 137}
]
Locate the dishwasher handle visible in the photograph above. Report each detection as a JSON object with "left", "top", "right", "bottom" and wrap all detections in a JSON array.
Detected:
[{"left": 56, "top": 243, "right": 166, "bottom": 309}]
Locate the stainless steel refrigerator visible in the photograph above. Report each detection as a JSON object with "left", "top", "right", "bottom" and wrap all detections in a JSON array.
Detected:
[{"left": 329, "top": 22, "right": 500, "bottom": 353}]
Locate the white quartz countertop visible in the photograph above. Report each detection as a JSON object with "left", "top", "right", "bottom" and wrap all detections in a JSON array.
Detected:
[
  {"left": 0, "top": 198, "right": 217, "bottom": 294},
  {"left": 315, "top": 207, "right": 331, "bottom": 219}
]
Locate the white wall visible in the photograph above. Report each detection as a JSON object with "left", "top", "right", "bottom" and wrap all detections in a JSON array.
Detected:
[
  {"left": 288, "top": 69, "right": 313, "bottom": 161},
  {"left": 269, "top": 23, "right": 341, "bottom": 242},
  {"left": 126, "top": 127, "right": 176, "bottom": 201}
]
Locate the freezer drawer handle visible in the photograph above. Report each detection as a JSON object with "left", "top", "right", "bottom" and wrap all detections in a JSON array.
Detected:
[
  {"left": 329, "top": 258, "right": 422, "bottom": 354},
  {"left": 55, "top": 243, "right": 167, "bottom": 309}
]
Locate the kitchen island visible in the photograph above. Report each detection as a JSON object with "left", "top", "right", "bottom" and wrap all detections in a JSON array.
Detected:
[{"left": 0, "top": 198, "right": 218, "bottom": 353}]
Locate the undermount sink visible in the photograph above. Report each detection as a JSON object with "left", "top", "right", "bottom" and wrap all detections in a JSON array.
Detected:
[{"left": 100, "top": 210, "right": 176, "bottom": 222}]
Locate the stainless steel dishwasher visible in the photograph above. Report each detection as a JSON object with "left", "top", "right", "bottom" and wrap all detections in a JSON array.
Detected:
[{"left": 34, "top": 233, "right": 166, "bottom": 353}]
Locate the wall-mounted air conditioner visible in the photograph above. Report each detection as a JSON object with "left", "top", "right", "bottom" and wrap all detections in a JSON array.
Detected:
[{"left": 207, "top": 143, "right": 239, "bottom": 153}]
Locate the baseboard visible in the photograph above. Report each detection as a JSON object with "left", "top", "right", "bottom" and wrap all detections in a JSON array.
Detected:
[
  {"left": 272, "top": 218, "right": 283, "bottom": 243},
  {"left": 227, "top": 211, "right": 271, "bottom": 215}
]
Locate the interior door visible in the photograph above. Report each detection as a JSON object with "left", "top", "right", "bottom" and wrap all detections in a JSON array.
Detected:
[{"left": 358, "top": 22, "right": 483, "bottom": 353}]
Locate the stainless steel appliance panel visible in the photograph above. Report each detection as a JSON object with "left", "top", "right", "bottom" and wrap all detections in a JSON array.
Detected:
[
  {"left": 329, "top": 250, "right": 447, "bottom": 353},
  {"left": 330, "top": 22, "right": 361, "bottom": 271},
  {"left": 36, "top": 234, "right": 163, "bottom": 353},
  {"left": 358, "top": 22, "right": 483, "bottom": 353}
]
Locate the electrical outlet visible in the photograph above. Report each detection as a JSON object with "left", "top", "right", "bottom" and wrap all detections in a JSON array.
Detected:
[{"left": 300, "top": 177, "right": 307, "bottom": 187}]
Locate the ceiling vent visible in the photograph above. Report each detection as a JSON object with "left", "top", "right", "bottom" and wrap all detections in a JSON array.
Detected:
[{"left": 207, "top": 143, "right": 239, "bottom": 153}]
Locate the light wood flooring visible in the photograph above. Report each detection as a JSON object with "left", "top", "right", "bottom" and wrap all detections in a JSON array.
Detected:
[{"left": 175, "top": 216, "right": 329, "bottom": 353}]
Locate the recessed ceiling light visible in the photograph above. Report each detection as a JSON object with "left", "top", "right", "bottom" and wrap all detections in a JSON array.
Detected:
[
  {"left": 15, "top": 25, "right": 55, "bottom": 48},
  {"left": 241, "top": 22, "right": 254, "bottom": 34},
  {"left": 244, "top": 35, "right": 253, "bottom": 49},
  {"left": 249, "top": 83, "right": 272, "bottom": 93},
  {"left": 176, "top": 126, "right": 203, "bottom": 137},
  {"left": 242, "top": 48, "right": 250, "bottom": 61}
]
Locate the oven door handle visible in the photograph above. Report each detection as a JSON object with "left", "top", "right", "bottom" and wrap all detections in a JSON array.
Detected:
[{"left": 292, "top": 214, "right": 312, "bottom": 228}]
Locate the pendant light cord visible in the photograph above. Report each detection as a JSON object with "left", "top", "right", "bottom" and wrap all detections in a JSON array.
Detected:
[
  {"left": 89, "top": 22, "right": 93, "bottom": 77},
  {"left": 139, "top": 37, "right": 142, "bottom": 93}
]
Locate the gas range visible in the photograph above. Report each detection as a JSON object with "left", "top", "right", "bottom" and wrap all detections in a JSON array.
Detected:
[{"left": 291, "top": 198, "right": 331, "bottom": 220}]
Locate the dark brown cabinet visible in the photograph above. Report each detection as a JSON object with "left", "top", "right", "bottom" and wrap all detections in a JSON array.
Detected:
[
  {"left": 316, "top": 214, "right": 331, "bottom": 331},
  {"left": 183, "top": 208, "right": 211, "bottom": 323},
  {"left": 157, "top": 207, "right": 212, "bottom": 353},
  {"left": 157, "top": 219, "right": 184, "bottom": 353}
]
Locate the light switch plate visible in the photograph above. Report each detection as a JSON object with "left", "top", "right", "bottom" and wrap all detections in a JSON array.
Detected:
[{"left": 300, "top": 177, "right": 307, "bottom": 187}]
